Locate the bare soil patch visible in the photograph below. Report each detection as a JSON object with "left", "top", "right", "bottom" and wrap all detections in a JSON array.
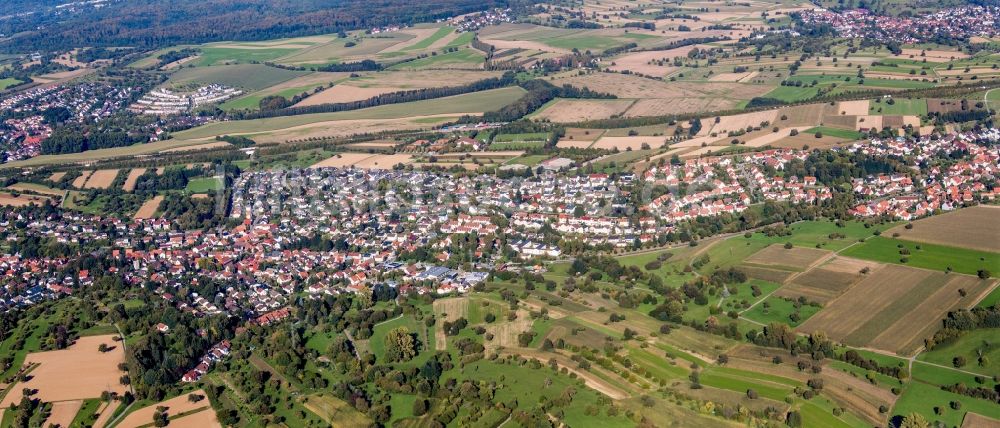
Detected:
[
  {"left": 534, "top": 99, "right": 634, "bottom": 122},
  {"left": 887, "top": 206, "right": 1000, "bottom": 253},
  {"left": 49, "top": 172, "right": 67, "bottom": 182},
  {"left": 0, "top": 335, "right": 127, "bottom": 408}
]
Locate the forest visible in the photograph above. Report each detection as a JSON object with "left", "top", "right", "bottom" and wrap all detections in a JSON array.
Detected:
[{"left": 0, "top": 0, "right": 536, "bottom": 52}]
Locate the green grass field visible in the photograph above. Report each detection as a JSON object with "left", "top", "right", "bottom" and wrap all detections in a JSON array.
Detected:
[
  {"left": 167, "top": 64, "right": 309, "bottom": 91},
  {"left": 185, "top": 177, "right": 221, "bottom": 192},
  {"left": 918, "top": 329, "right": 1000, "bottom": 377},
  {"left": 194, "top": 46, "right": 299, "bottom": 66},
  {"left": 403, "top": 26, "right": 454, "bottom": 51},
  {"left": 0, "top": 77, "right": 22, "bottom": 90},
  {"left": 804, "top": 126, "right": 864, "bottom": 140},
  {"left": 840, "top": 236, "right": 999, "bottom": 276},
  {"left": 494, "top": 132, "right": 550, "bottom": 142},
  {"left": 893, "top": 381, "right": 1000, "bottom": 427},
  {"left": 490, "top": 141, "right": 546, "bottom": 150},
  {"left": 869, "top": 98, "right": 928, "bottom": 115},
  {"left": 762, "top": 85, "right": 819, "bottom": 102},
  {"left": 389, "top": 48, "right": 484, "bottom": 70},
  {"left": 742, "top": 296, "right": 821, "bottom": 327}
]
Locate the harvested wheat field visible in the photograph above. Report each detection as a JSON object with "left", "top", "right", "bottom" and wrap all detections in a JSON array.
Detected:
[
  {"left": 625, "top": 97, "right": 739, "bottom": 116},
  {"left": 46, "top": 400, "right": 84, "bottom": 428},
  {"left": 83, "top": 169, "right": 119, "bottom": 189},
  {"left": 556, "top": 140, "right": 594, "bottom": 149},
  {"left": 134, "top": 195, "right": 164, "bottom": 219},
  {"left": 484, "top": 308, "right": 533, "bottom": 351},
  {"left": 673, "top": 134, "right": 727, "bottom": 148},
  {"left": 962, "top": 412, "right": 1000, "bottom": 428},
  {"left": 592, "top": 136, "right": 666, "bottom": 151},
  {"left": 703, "top": 110, "right": 778, "bottom": 136},
  {"left": 888, "top": 206, "right": 1000, "bottom": 253},
  {"left": 606, "top": 50, "right": 685, "bottom": 76},
  {"left": 837, "top": 100, "right": 870, "bottom": 116},
  {"left": 0, "top": 335, "right": 126, "bottom": 408},
  {"left": 854, "top": 116, "right": 882, "bottom": 131},
  {"left": 744, "top": 244, "right": 832, "bottom": 271},
  {"left": 709, "top": 71, "right": 755, "bottom": 82},
  {"left": 0, "top": 193, "right": 50, "bottom": 207},
  {"left": 72, "top": 170, "right": 94, "bottom": 188},
  {"left": 534, "top": 99, "right": 634, "bottom": 122},
  {"left": 48, "top": 172, "right": 67, "bottom": 182},
  {"left": 117, "top": 390, "right": 216, "bottom": 428},
  {"left": 433, "top": 297, "right": 469, "bottom": 351},
  {"left": 310, "top": 152, "right": 377, "bottom": 168},
  {"left": 896, "top": 49, "right": 969, "bottom": 62},
  {"left": 743, "top": 127, "right": 813, "bottom": 147},
  {"left": 122, "top": 168, "right": 147, "bottom": 192},
  {"left": 353, "top": 154, "right": 414, "bottom": 169},
  {"left": 165, "top": 408, "right": 222, "bottom": 428}
]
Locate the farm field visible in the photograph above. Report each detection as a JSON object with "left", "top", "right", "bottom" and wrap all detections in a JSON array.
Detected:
[
  {"left": 174, "top": 87, "right": 526, "bottom": 140},
  {"left": 166, "top": 63, "right": 310, "bottom": 91},
  {"left": 918, "top": 329, "right": 1000, "bottom": 378},
  {"left": 532, "top": 98, "right": 635, "bottom": 122},
  {"left": 0, "top": 77, "right": 22, "bottom": 89},
  {"left": 886, "top": 206, "right": 1000, "bottom": 253},
  {"left": 840, "top": 236, "right": 999, "bottom": 276},
  {"left": 0, "top": 334, "right": 127, "bottom": 408},
  {"left": 796, "top": 264, "right": 995, "bottom": 355},
  {"left": 116, "top": 390, "right": 218, "bottom": 428}
]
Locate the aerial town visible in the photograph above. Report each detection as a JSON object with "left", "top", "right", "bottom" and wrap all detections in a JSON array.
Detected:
[{"left": 0, "top": 0, "right": 998, "bottom": 427}]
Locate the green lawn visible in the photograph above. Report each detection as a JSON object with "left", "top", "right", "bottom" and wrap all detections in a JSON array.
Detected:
[
  {"left": 368, "top": 315, "right": 421, "bottom": 361},
  {"left": 185, "top": 177, "right": 221, "bottom": 192},
  {"left": 893, "top": 381, "right": 1000, "bottom": 427},
  {"left": 0, "top": 78, "right": 22, "bottom": 90},
  {"left": 763, "top": 85, "right": 819, "bottom": 102},
  {"left": 742, "top": 296, "right": 821, "bottom": 327},
  {"left": 869, "top": 98, "right": 928, "bottom": 115},
  {"left": 840, "top": 236, "right": 999, "bottom": 276},
  {"left": 804, "top": 126, "right": 864, "bottom": 140}
]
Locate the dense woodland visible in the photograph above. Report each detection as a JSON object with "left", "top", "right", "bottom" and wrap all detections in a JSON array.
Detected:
[{"left": 0, "top": 0, "right": 537, "bottom": 52}]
